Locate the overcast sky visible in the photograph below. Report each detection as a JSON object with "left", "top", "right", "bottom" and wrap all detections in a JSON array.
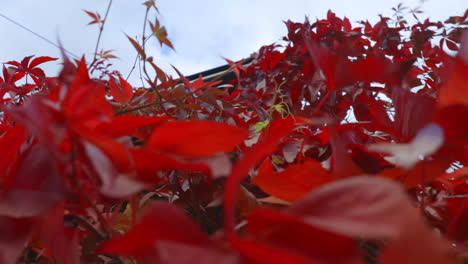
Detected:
[{"left": 0, "top": 0, "right": 466, "bottom": 85}]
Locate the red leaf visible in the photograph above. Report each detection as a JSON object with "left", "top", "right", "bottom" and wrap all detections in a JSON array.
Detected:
[
  {"left": 224, "top": 117, "right": 297, "bottom": 235},
  {"left": 247, "top": 208, "right": 358, "bottom": 262},
  {"left": 439, "top": 57, "right": 468, "bottom": 108},
  {"left": 20, "top": 56, "right": 33, "bottom": 69},
  {"left": 96, "top": 115, "right": 171, "bottom": 137},
  {"left": 303, "top": 36, "right": 338, "bottom": 90},
  {"left": 338, "top": 56, "right": 401, "bottom": 87},
  {"left": 130, "top": 148, "right": 210, "bottom": 183},
  {"left": 329, "top": 127, "right": 363, "bottom": 178},
  {"left": 0, "top": 217, "right": 32, "bottom": 264},
  {"left": 349, "top": 144, "right": 393, "bottom": 174},
  {"left": 99, "top": 202, "right": 209, "bottom": 257},
  {"left": 4, "top": 61, "right": 21, "bottom": 67},
  {"left": 223, "top": 58, "right": 247, "bottom": 80},
  {"left": 304, "top": 35, "right": 406, "bottom": 90},
  {"left": 62, "top": 58, "right": 113, "bottom": 120},
  {"left": 73, "top": 124, "right": 131, "bottom": 171},
  {"left": 379, "top": 152, "right": 452, "bottom": 188},
  {"left": 460, "top": 30, "right": 468, "bottom": 63},
  {"left": 154, "top": 241, "right": 241, "bottom": 264},
  {"left": 148, "top": 120, "right": 248, "bottom": 158},
  {"left": 0, "top": 125, "right": 26, "bottom": 177},
  {"left": 84, "top": 10, "right": 99, "bottom": 20},
  {"left": 109, "top": 75, "right": 134, "bottom": 104},
  {"left": 83, "top": 142, "right": 146, "bottom": 198},
  {"left": 392, "top": 88, "right": 436, "bottom": 140},
  {"left": 445, "top": 39, "right": 459, "bottom": 51},
  {"left": 83, "top": 10, "right": 102, "bottom": 25},
  {"left": 5, "top": 96, "right": 66, "bottom": 157},
  {"left": 353, "top": 93, "right": 393, "bottom": 132},
  {"left": 34, "top": 203, "right": 80, "bottom": 264},
  {"left": 441, "top": 194, "right": 468, "bottom": 241},
  {"left": 190, "top": 75, "right": 222, "bottom": 91},
  {"left": 378, "top": 220, "right": 455, "bottom": 264},
  {"left": 29, "top": 56, "right": 58, "bottom": 69},
  {"left": 288, "top": 176, "right": 419, "bottom": 239},
  {"left": 435, "top": 104, "right": 468, "bottom": 142},
  {"left": 253, "top": 159, "right": 331, "bottom": 202},
  {"left": 0, "top": 144, "right": 66, "bottom": 218},
  {"left": 230, "top": 236, "right": 318, "bottom": 264}
]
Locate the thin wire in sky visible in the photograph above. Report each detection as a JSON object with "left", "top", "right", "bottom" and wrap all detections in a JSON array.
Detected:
[{"left": 0, "top": 10, "right": 81, "bottom": 59}]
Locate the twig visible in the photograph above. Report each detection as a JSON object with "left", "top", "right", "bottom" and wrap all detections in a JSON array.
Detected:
[
  {"left": 125, "top": 35, "right": 151, "bottom": 82},
  {"left": 138, "top": 8, "right": 173, "bottom": 117},
  {"left": 89, "top": 0, "right": 113, "bottom": 72},
  {"left": 115, "top": 101, "right": 159, "bottom": 115},
  {"left": 65, "top": 214, "right": 107, "bottom": 240}
]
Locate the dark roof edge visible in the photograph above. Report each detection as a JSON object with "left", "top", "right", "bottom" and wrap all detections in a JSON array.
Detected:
[{"left": 185, "top": 57, "right": 254, "bottom": 83}]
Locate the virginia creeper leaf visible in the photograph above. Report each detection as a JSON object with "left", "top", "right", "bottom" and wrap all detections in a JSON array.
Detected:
[
  {"left": 83, "top": 142, "right": 147, "bottom": 198},
  {"left": 29, "top": 56, "right": 58, "bottom": 69},
  {"left": 96, "top": 115, "right": 172, "bottom": 138},
  {"left": 148, "top": 120, "right": 248, "bottom": 158},
  {"left": 288, "top": 176, "right": 419, "bottom": 239},
  {"left": 0, "top": 217, "right": 32, "bottom": 264},
  {"left": 100, "top": 202, "right": 209, "bottom": 257},
  {"left": 230, "top": 236, "right": 318, "bottom": 264},
  {"left": 253, "top": 159, "right": 331, "bottom": 202},
  {"left": 155, "top": 241, "right": 241, "bottom": 264},
  {"left": 224, "top": 117, "right": 297, "bottom": 235},
  {"left": 0, "top": 125, "right": 25, "bottom": 177},
  {"left": 0, "top": 144, "right": 65, "bottom": 217},
  {"left": 247, "top": 208, "right": 359, "bottom": 263},
  {"left": 109, "top": 75, "right": 134, "bottom": 104}
]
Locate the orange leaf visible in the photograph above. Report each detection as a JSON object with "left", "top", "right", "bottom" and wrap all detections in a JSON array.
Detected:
[
  {"left": 149, "top": 19, "right": 175, "bottom": 50},
  {"left": 126, "top": 35, "right": 146, "bottom": 59},
  {"left": 83, "top": 10, "right": 102, "bottom": 25}
]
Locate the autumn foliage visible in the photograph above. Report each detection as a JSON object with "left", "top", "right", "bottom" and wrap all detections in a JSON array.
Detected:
[{"left": 1, "top": 2, "right": 468, "bottom": 263}]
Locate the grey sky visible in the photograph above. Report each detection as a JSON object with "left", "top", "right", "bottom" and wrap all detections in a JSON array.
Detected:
[{"left": 0, "top": 0, "right": 466, "bottom": 85}]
